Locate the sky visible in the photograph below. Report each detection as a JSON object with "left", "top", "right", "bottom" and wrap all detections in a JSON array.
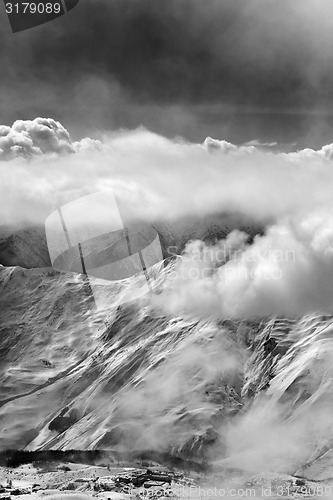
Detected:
[{"left": 1, "top": 0, "right": 333, "bottom": 147}]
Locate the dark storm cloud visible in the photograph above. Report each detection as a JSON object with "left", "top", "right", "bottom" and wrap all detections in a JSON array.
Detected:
[
  {"left": 1, "top": 0, "right": 333, "bottom": 144},
  {"left": 20, "top": 0, "right": 333, "bottom": 105}
]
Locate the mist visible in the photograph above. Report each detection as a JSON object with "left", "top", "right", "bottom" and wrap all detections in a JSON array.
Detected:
[{"left": 1, "top": 118, "right": 333, "bottom": 230}]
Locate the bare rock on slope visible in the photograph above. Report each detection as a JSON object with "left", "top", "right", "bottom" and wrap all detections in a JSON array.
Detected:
[{"left": 0, "top": 226, "right": 51, "bottom": 268}]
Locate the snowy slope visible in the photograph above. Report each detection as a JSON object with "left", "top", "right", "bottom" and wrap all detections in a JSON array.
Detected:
[
  {"left": 0, "top": 263, "right": 243, "bottom": 458},
  {"left": 1, "top": 261, "right": 333, "bottom": 478}
]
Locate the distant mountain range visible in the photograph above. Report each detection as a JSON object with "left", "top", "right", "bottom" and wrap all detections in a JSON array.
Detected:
[{"left": 0, "top": 213, "right": 262, "bottom": 270}]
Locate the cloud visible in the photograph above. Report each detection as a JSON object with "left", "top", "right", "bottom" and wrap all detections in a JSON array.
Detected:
[
  {"left": 112, "top": 326, "right": 240, "bottom": 452},
  {"left": 287, "top": 143, "right": 333, "bottom": 161},
  {"left": 2, "top": 0, "right": 333, "bottom": 109},
  {"left": 2, "top": 118, "right": 333, "bottom": 318},
  {"left": 204, "top": 137, "right": 256, "bottom": 154},
  {"left": 1, "top": 119, "right": 333, "bottom": 228},
  {"left": 219, "top": 400, "right": 312, "bottom": 473},
  {"left": 0, "top": 117, "right": 101, "bottom": 160},
  {"left": 152, "top": 210, "right": 333, "bottom": 319}
]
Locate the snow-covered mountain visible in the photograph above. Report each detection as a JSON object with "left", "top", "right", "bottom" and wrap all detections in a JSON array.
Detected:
[{"left": 1, "top": 253, "right": 333, "bottom": 479}]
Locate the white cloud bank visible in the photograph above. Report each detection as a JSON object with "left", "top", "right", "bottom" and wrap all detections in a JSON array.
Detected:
[
  {"left": 1, "top": 118, "right": 333, "bottom": 226},
  {"left": 2, "top": 117, "right": 333, "bottom": 318}
]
